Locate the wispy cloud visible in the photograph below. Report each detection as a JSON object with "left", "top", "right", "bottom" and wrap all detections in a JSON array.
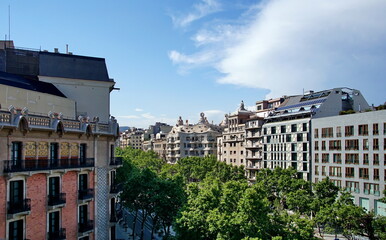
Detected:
[
  {"left": 171, "top": 0, "right": 222, "bottom": 28},
  {"left": 118, "top": 115, "right": 140, "bottom": 119},
  {"left": 170, "top": 0, "right": 386, "bottom": 101},
  {"left": 141, "top": 113, "right": 155, "bottom": 119},
  {"left": 135, "top": 108, "right": 143, "bottom": 112}
]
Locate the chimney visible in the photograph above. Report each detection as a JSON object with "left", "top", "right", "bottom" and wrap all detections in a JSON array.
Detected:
[{"left": 54, "top": 48, "right": 59, "bottom": 53}]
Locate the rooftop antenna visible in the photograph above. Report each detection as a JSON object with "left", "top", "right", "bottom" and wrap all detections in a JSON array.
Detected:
[{"left": 8, "top": 5, "right": 11, "bottom": 40}]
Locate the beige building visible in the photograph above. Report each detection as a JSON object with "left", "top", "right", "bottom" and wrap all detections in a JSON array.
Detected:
[
  {"left": 119, "top": 128, "right": 144, "bottom": 149},
  {"left": 0, "top": 41, "right": 121, "bottom": 240},
  {"left": 217, "top": 101, "right": 253, "bottom": 167},
  {"left": 166, "top": 113, "right": 222, "bottom": 163}
]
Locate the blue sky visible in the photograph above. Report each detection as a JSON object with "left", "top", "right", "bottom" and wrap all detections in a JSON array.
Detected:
[{"left": 1, "top": 0, "right": 385, "bottom": 128}]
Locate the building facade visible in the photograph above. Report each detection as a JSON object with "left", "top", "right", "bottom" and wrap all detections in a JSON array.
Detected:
[
  {"left": 312, "top": 110, "right": 386, "bottom": 214},
  {"left": 0, "top": 42, "right": 121, "bottom": 240},
  {"left": 262, "top": 88, "right": 370, "bottom": 180},
  {"left": 119, "top": 128, "right": 144, "bottom": 149},
  {"left": 217, "top": 101, "right": 253, "bottom": 167},
  {"left": 166, "top": 113, "right": 222, "bottom": 163}
]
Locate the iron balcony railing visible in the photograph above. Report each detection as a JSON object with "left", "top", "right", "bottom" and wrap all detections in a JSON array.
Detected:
[
  {"left": 48, "top": 193, "right": 66, "bottom": 206},
  {"left": 109, "top": 157, "right": 123, "bottom": 166},
  {"left": 78, "top": 188, "right": 94, "bottom": 200},
  {"left": 3, "top": 158, "right": 94, "bottom": 173},
  {"left": 48, "top": 228, "right": 66, "bottom": 240},
  {"left": 78, "top": 220, "right": 94, "bottom": 233},
  {"left": 7, "top": 199, "right": 31, "bottom": 214}
]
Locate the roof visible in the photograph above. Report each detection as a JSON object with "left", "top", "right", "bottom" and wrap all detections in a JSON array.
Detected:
[
  {"left": 0, "top": 71, "right": 66, "bottom": 98},
  {"left": 39, "top": 52, "right": 111, "bottom": 82}
]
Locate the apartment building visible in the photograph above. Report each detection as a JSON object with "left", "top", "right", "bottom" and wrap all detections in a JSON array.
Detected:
[
  {"left": 0, "top": 41, "right": 121, "bottom": 240},
  {"left": 119, "top": 128, "right": 144, "bottom": 149},
  {"left": 218, "top": 101, "right": 253, "bottom": 167},
  {"left": 262, "top": 88, "right": 369, "bottom": 180},
  {"left": 312, "top": 110, "right": 386, "bottom": 214},
  {"left": 166, "top": 113, "right": 222, "bottom": 163},
  {"left": 245, "top": 98, "right": 284, "bottom": 181}
]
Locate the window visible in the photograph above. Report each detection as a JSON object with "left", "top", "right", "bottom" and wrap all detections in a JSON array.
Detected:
[
  {"left": 297, "top": 133, "right": 303, "bottom": 142},
  {"left": 373, "top": 138, "right": 379, "bottom": 150},
  {"left": 345, "top": 125, "right": 354, "bottom": 137},
  {"left": 359, "top": 168, "right": 369, "bottom": 179},
  {"left": 303, "top": 143, "right": 307, "bottom": 151},
  {"left": 358, "top": 124, "right": 368, "bottom": 136},
  {"left": 271, "top": 126, "right": 276, "bottom": 134},
  {"left": 329, "top": 140, "right": 341, "bottom": 150},
  {"left": 329, "top": 166, "right": 342, "bottom": 177},
  {"left": 373, "top": 123, "right": 379, "bottom": 135},
  {"left": 291, "top": 124, "right": 297, "bottom": 132},
  {"left": 346, "top": 181, "right": 359, "bottom": 193},
  {"left": 314, "top": 129, "right": 319, "bottom": 138},
  {"left": 10, "top": 180, "right": 24, "bottom": 210},
  {"left": 363, "top": 154, "right": 369, "bottom": 165},
  {"left": 291, "top": 153, "right": 297, "bottom": 161},
  {"left": 79, "top": 143, "right": 87, "bottom": 163},
  {"left": 314, "top": 141, "right": 319, "bottom": 150},
  {"left": 48, "top": 177, "right": 63, "bottom": 206},
  {"left": 79, "top": 204, "right": 88, "bottom": 225},
  {"left": 345, "top": 139, "right": 359, "bottom": 150},
  {"left": 345, "top": 167, "right": 355, "bottom": 178},
  {"left": 373, "top": 154, "right": 379, "bottom": 165},
  {"left": 315, "top": 165, "right": 319, "bottom": 175},
  {"left": 302, "top": 123, "right": 307, "bottom": 131},
  {"left": 8, "top": 220, "right": 23, "bottom": 240},
  {"left": 336, "top": 126, "right": 342, "bottom": 137},
  {"left": 281, "top": 125, "right": 286, "bottom": 133},
  {"left": 363, "top": 139, "right": 369, "bottom": 150},
  {"left": 286, "top": 134, "right": 291, "bottom": 142},
  {"left": 333, "top": 153, "right": 341, "bottom": 164},
  {"left": 322, "top": 153, "right": 329, "bottom": 163},
  {"left": 374, "top": 169, "right": 380, "bottom": 181},
  {"left": 263, "top": 128, "right": 267, "bottom": 135},
  {"left": 11, "top": 142, "right": 22, "bottom": 167},
  {"left": 322, "top": 127, "right": 333, "bottom": 138},
  {"left": 322, "top": 141, "right": 326, "bottom": 150},
  {"left": 50, "top": 143, "right": 59, "bottom": 160},
  {"left": 345, "top": 154, "right": 359, "bottom": 164},
  {"left": 291, "top": 143, "right": 297, "bottom": 151},
  {"left": 322, "top": 166, "right": 326, "bottom": 176},
  {"left": 48, "top": 211, "right": 60, "bottom": 237},
  {"left": 314, "top": 153, "right": 319, "bottom": 163},
  {"left": 303, "top": 153, "right": 307, "bottom": 161}
]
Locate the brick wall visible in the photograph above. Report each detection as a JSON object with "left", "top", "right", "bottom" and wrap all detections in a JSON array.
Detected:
[
  {"left": 62, "top": 171, "right": 78, "bottom": 240},
  {"left": 26, "top": 174, "right": 47, "bottom": 240},
  {"left": 0, "top": 177, "right": 6, "bottom": 239}
]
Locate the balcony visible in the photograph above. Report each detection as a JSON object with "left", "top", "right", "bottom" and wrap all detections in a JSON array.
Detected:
[
  {"left": 109, "top": 157, "right": 123, "bottom": 166},
  {"left": 48, "top": 193, "right": 66, "bottom": 207},
  {"left": 7, "top": 199, "right": 31, "bottom": 215},
  {"left": 78, "top": 189, "right": 94, "bottom": 200},
  {"left": 3, "top": 158, "right": 94, "bottom": 173},
  {"left": 48, "top": 228, "right": 66, "bottom": 240},
  {"left": 78, "top": 220, "right": 94, "bottom": 233}
]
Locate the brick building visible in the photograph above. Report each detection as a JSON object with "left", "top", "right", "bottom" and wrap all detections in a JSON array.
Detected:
[{"left": 0, "top": 41, "right": 121, "bottom": 240}]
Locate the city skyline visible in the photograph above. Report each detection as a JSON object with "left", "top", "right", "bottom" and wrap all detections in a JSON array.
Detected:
[{"left": 1, "top": 0, "right": 385, "bottom": 128}]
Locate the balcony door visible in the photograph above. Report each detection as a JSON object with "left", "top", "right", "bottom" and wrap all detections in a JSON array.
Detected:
[
  {"left": 49, "top": 177, "right": 60, "bottom": 197},
  {"left": 50, "top": 143, "right": 59, "bottom": 166},
  {"left": 10, "top": 180, "right": 24, "bottom": 207},
  {"left": 79, "top": 144, "right": 87, "bottom": 164},
  {"left": 49, "top": 211, "right": 60, "bottom": 235},
  {"left": 9, "top": 219, "right": 23, "bottom": 240},
  {"left": 11, "top": 142, "right": 22, "bottom": 168},
  {"left": 79, "top": 204, "right": 88, "bottom": 224}
]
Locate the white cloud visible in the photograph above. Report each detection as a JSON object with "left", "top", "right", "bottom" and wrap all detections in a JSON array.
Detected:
[
  {"left": 141, "top": 113, "right": 156, "bottom": 119},
  {"left": 135, "top": 108, "right": 143, "bottom": 112},
  {"left": 171, "top": 0, "right": 386, "bottom": 101},
  {"left": 203, "top": 109, "right": 226, "bottom": 124},
  {"left": 171, "top": 0, "right": 222, "bottom": 27},
  {"left": 117, "top": 115, "right": 140, "bottom": 119}
]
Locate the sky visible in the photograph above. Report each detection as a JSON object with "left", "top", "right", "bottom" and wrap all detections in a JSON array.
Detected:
[{"left": 1, "top": 0, "right": 385, "bottom": 128}]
